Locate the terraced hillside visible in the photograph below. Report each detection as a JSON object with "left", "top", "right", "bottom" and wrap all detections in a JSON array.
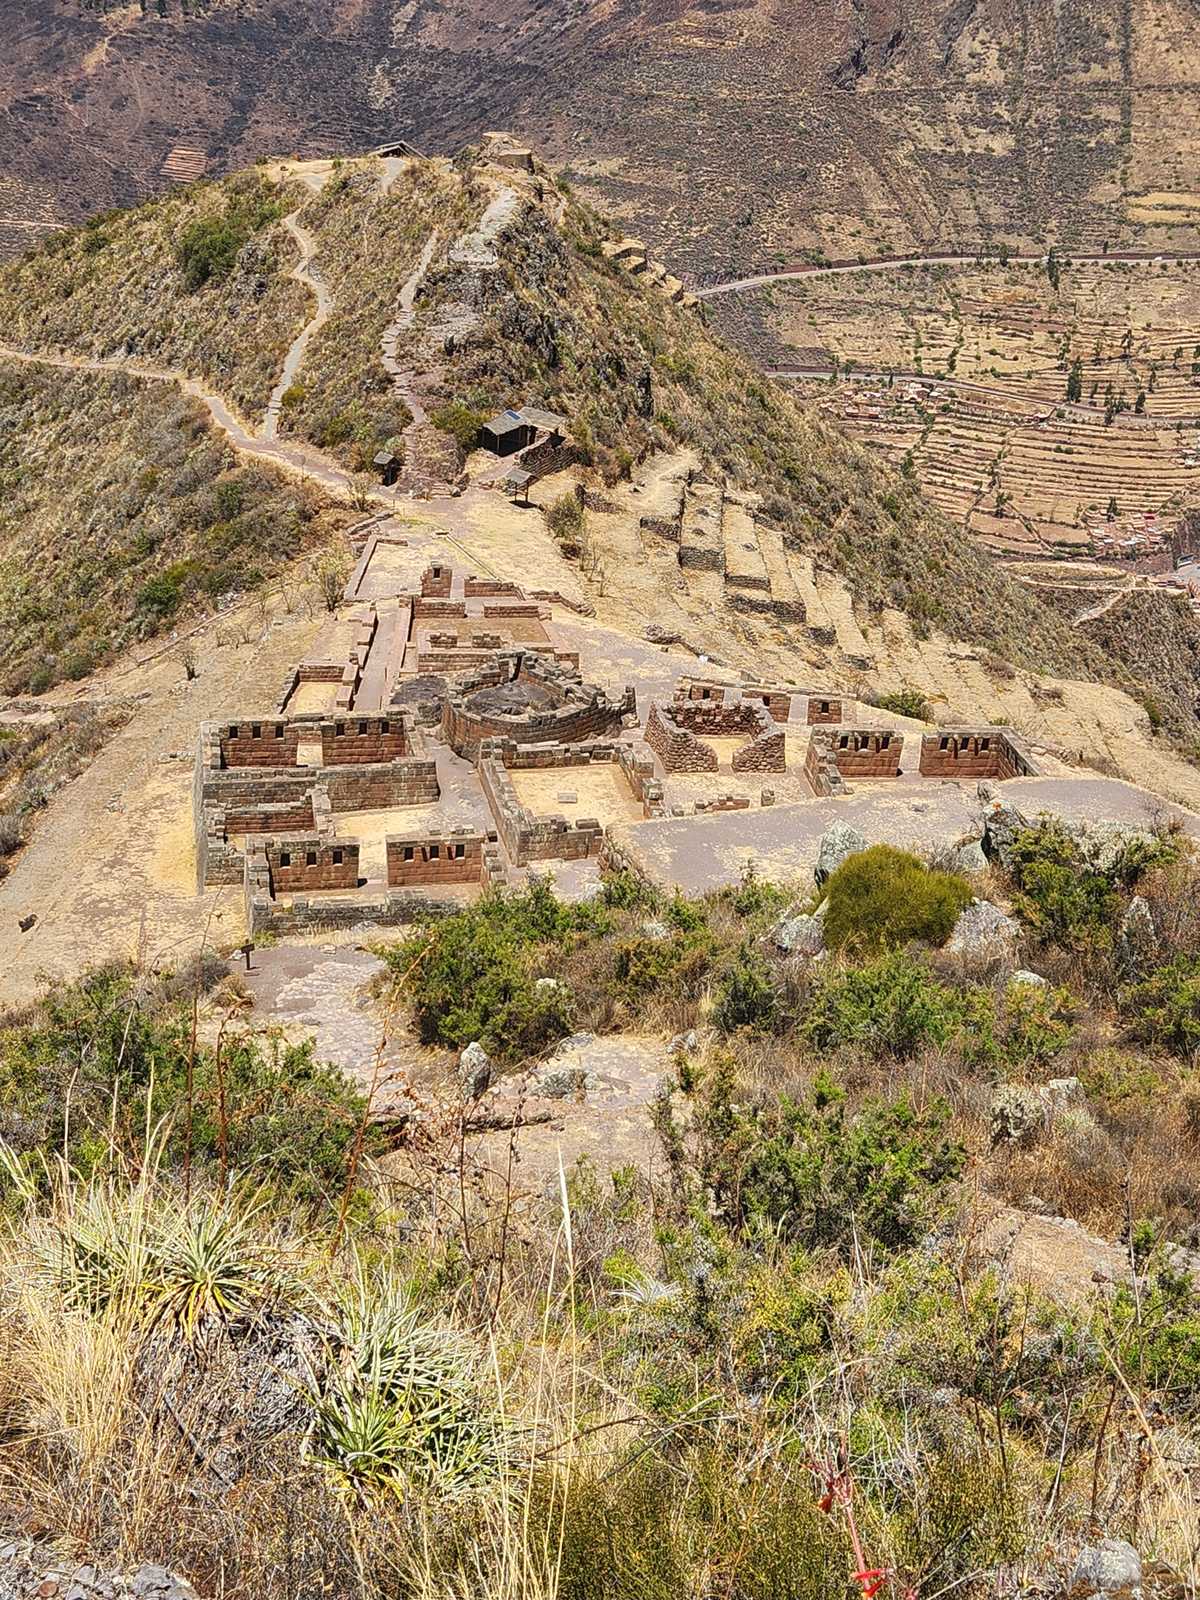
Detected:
[
  {"left": 710, "top": 257, "right": 1200, "bottom": 564},
  {"left": 7, "top": 0, "right": 1200, "bottom": 278}
]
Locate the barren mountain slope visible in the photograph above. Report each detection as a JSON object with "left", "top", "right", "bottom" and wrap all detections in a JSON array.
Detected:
[{"left": 6, "top": 0, "right": 1200, "bottom": 275}]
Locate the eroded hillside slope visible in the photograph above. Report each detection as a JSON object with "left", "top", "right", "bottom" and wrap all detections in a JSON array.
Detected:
[{"left": 6, "top": 0, "right": 1200, "bottom": 277}]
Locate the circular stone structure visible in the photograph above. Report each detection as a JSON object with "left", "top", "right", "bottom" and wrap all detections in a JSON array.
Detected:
[{"left": 441, "top": 651, "right": 635, "bottom": 759}]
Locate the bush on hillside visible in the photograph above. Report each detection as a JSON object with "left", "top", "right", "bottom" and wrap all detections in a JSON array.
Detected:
[
  {"left": 1006, "top": 820, "right": 1173, "bottom": 949},
  {"left": 820, "top": 844, "right": 972, "bottom": 954},
  {"left": 676, "top": 1057, "right": 962, "bottom": 1252},
  {"left": 429, "top": 402, "right": 486, "bottom": 453},
  {"left": 0, "top": 963, "right": 370, "bottom": 1207},
  {"left": 1123, "top": 953, "right": 1200, "bottom": 1062},
  {"left": 870, "top": 688, "right": 932, "bottom": 721},
  {"left": 802, "top": 951, "right": 967, "bottom": 1058},
  {"left": 388, "top": 881, "right": 608, "bottom": 1059}
]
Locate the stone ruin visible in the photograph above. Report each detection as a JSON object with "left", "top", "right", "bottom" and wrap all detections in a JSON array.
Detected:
[
  {"left": 192, "top": 560, "right": 1046, "bottom": 934},
  {"left": 442, "top": 652, "right": 636, "bottom": 760}
]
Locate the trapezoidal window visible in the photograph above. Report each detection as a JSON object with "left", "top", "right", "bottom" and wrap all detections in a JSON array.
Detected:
[
  {"left": 306, "top": 850, "right": 317, "bottom": 867},
  {"left": 274, "top": 724, "right": 285, "bottom": 738},
  {"left": 453, "top": 843, "right": 465, "bottom": 859},
  {"left": 251, "top": 724, "right": 262, "bottom": 739},
  {"left": 358, "top": 720, "right": 368, "bottom": 735},
  {"left": 332, "top": 849, "right": 343, "bottom": 866},
  {"left": 279, "top": 851, "right": 291, "bottom": 867},
  {"left": 940, "top": 736, "right": 950, "bottom": 750},
  {"left": 980, "top": 737, "right": 991, "bottom": 751},
  {"left": 428, "top": 845, "right": 440, "bottom": 860},
  {"left": 403, "top": 846, "right": 414, "bottom": 862}
]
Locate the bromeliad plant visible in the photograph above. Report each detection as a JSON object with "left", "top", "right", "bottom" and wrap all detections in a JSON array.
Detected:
[{"left": 305, "top": 1273, "right": 511, "bottom": 1503}]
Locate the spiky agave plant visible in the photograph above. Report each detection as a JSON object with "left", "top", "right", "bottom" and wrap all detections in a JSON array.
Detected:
[
  {"left": 44, "top": 1177, "right": 156, "bottom": 1318},
  {"left": 307, "top": 1275, "right": 510, "bottom": 1503},
  {"left": 146, "top": 1197, "right": 283, "bottom": 1342}
]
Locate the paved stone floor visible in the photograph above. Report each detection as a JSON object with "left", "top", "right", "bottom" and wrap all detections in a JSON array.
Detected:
[{"left": 610, "top": 774, "right": 1200, "bottom": 895}]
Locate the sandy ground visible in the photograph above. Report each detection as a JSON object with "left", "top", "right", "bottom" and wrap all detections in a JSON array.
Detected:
[
  {"left": 508, "top": 764, "right": 645, "bottom": 826},
  {"left": 0, "top": 590, "right": 333, "bottom": 1009}
]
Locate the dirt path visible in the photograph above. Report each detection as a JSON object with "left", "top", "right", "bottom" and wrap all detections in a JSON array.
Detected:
[
  {"left": 698, "top": 249, "right": 1200, "bottom": 298},
  {"left": 380, "top": 230, "right": 439, "bottom": 435},
  {"left": 262, "top": 216, "right": 333, "bottom": 442}
]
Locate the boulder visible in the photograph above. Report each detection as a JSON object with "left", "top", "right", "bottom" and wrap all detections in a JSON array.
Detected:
[
  {"left": 1070, "top": 1537, "right": 1141, "bottom": 1597},
  {"left": 458, "top": 1041, "right": 492, "bottom": 1099},
  {"left": 773, "top": 911, "right": 825, "bottom": 957},
  {"left": 980, "top": 800, "right": 1029, "bottom": 868},
  {"left": 814, "top": 821, "right": 867, "bottom": 885},
  {"left": 990, "top": 1083, "right": 1044, "bottom": 1147},
  {"left": 947, "top": 898, "right": 1022, "bottom": 960},
  {"left": 1010, "top": 968, "right": 1048, "bottom": 989},
  {"left": 529, "top": 1062, "right": 592, "bottom": 1098},
  {"left": 953, "top": 837, "right": 988, "bottom": 875}
]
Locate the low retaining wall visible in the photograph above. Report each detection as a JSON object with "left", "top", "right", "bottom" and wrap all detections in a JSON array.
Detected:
[{"left": 245, "top": 846, "right": 464, "bottom": 938}]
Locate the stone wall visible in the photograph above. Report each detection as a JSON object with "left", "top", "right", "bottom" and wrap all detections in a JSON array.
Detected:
[
  {"left": 645, "top": 702, "right": 718, "bottom": 773},
  {"left": 648, "top": 697, "right": 785, "bottom": 774},
  {"left": 319, "top": 714, "right": 409, "bottom": 765},
  {"left": 386, "top": 828, "right": 494, "bottom": 886},
  {"left": 803, "top": 736, "right": 849, "bottom": 797},
  {"left": 479, "top": 751, "right": 604, "bottom": 865},
  {"left": 483, "top": 736, "right": 664, "bottom": 819},
  {"left": 805, "top": 695, "right": 844, "bottom": 725},
  {"left": 421, "top": 564, "right": 454, "bottom": 597},
  {"left": 919, "top": 728, "right": 1039, "bottom": 780},
  {"left": 245, "top": 846, "right": 462, "bottom": 937},
  {"left": 219, "top": 719, "right": 301, "bottom": 768},
  {"left": 811, "top": 727, "right": 904, "bottom": 781},
  {"left": 442, "top": 652, "right": 634, "bottom": 760},
  {"left": 259, "top": 835, "right": 360, "bottom": 893}
]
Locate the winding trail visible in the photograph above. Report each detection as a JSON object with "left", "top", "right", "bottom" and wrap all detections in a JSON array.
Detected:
[
  {"left": 697, "top": 248, "right": 1200, "bottom": 298},
  {"left": 262, "top": 216, "right": 333, "bottom": 441},
  {"left": 380, "top": 230, "right": 439, "bottom": 433}
]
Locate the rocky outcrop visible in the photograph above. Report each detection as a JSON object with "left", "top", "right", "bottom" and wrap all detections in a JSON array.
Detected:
[{"left": 0, "top": 1545, "right": 198, "bottom": 1600}]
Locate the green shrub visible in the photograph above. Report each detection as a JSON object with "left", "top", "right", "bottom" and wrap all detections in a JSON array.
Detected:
[
  {"left": 1123, "top": 953, "right": 1200, "bottom": 1061},
  {"left": 1007, "top": 819, "right": 1174, "bottom": 950},
  {"left": 0, "top": 963, "right": 369, "bottom": 1208},
  {"left": 176, "top": 217, "right": 245, "bottom": 290},
  {"left": 545, "top": 493, "right": 585, "bottom": 543},
  {"left": 136, "top": 573, "right": 183, "bottom": 617},
  {"left": 686, "top": 1060, "right": 962, "bottom": 1252},
  {"left": 802, "top": 951, "right": 966, "bottom": 1058},
  {"left": 820, "top": 844, "right": 972, "bottom": 953},
  {"left": 871, "top": 688, "right": 931, "bottom": 721},
  {"left": 712, "top": 943, "right": 779, "bottom": 1033},
  {"left": 389, "top": 881, "right": 606, "bottom": 1060},
  {"left": 429, "top": 402, "right": 486, "bottom": 453}
]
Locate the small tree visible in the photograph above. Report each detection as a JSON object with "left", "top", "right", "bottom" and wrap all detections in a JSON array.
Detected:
[{"left": 1065, "top": 358, "right": 1083, "bottom": 403}]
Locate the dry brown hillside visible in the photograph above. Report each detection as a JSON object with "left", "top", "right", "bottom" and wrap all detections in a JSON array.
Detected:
[{"left": 6, "top": 0, "right": 1200, "bottom": 277}]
